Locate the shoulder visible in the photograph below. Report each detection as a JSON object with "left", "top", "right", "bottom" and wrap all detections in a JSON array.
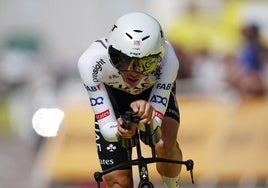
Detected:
[
  {"left": 78, "top": 38, "right": 109, "bottom": 85},
  {"left": 163, "top": 40, "right": 179, "bottom": 66},
  {"left": 157, "top": 40, "right": 179, "bottom": 78},
  {"left": 78, "top": 38, "right": 108, "bottom": 65}
]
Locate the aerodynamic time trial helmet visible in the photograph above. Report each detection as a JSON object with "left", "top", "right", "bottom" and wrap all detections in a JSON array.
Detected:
[{"left": 108, "top": 12, "right": 165, "bottom": 75}]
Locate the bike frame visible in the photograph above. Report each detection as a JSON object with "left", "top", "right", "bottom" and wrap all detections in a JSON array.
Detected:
[{"left": 94, "top": 129, "right": 194, "bottom": 188}]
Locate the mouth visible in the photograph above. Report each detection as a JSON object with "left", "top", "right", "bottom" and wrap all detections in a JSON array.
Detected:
[
  {"left": 120, "top": 71, "right": 143, "bottom": 87},
  {"left": 126, "top": 77, "right": 139, "bottom": 86}
]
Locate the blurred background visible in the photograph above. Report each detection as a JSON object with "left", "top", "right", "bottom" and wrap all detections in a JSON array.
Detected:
[{"left": 0, "top": 0, "right": 268, "bottom": 187}]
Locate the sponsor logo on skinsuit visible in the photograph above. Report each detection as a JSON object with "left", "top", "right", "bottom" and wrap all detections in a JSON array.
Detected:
[
  {"left": 85, "top": 84, "right": 101, "bottom": 92},
  {"left": 106, "top": 144, "right": 116, "bottom": 152},
  {"left": 150, "top": 95, "right": 168, "bottom": 106},
  {"left": 92, "top": 59, "right": 106, "bottom": 82},
  {"left": 90, "top": 97, "right": 104, "bottom": 106},
  {"left": 156, "top": 83, "right": 172, "bottom": 90},
  {"left": 96, "top": 109, "right": 110, "bottom": 120},
  {"left": 155, "top": 110, "right": 164, "bottom": 120},
  {"left": 100, "top": 159, "right": 114, "bottom": 165}
]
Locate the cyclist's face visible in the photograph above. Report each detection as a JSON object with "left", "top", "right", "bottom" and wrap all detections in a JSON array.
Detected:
[{"left": 120, "top": 70, "right": 143, "bottom": 87}]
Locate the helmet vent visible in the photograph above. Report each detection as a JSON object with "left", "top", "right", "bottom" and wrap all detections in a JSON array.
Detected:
[
  {"left": 133, "top": 30, "right": 143, "bottom": 33},
  {"left": 125, "top": 32, "right": 133, "bottom": 39},
  {"left": 142, "top": 35, "right": 150, "bottom": 41},
  {"left": 160, "top": 29, "right": 164, "bottom": 38}
]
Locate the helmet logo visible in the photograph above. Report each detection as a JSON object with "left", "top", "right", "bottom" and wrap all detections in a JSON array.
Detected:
[
  {"left": 130, "top": 52, "right": 141, "bottom": 56},
  {"left": 133, "top": 40, "right": 140, "bottom": 46},
  {"left": 111, "top": 24, "right": 117, "bottom": 31}
]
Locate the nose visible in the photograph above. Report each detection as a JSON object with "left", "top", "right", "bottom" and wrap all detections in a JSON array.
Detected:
[{"left": 128, "top": 71, "right": 140, "bottom": 77}]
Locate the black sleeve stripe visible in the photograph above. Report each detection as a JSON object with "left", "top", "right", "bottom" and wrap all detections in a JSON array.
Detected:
[{"left": 95, "top": 38, "right": 107, "bottom": 49}]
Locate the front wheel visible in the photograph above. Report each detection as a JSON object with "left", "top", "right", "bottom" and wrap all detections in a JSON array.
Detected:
[{"left": 138, "top": 181, "right": 154, "bottom": 188}]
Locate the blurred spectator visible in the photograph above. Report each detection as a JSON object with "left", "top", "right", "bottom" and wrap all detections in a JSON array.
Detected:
[
  {"left": 225, "top": 24, "right": 268, "bottom": 98},
  {"left": 168, "top": 1, "right": 213, "bottom": 79},
  {"left": 172, "top": 44, "right": 195, "bottom": 79}
]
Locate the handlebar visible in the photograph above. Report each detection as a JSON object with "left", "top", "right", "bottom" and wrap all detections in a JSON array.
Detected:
[
  {"left": 118, "top": 110, "right": 162, "bottom": 149},
  {"left": 120, "top": 110, "right": 140, "bottom": 128}
]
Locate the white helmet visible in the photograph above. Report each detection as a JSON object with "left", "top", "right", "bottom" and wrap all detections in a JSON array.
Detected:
[{"left": 108, "top": 12, "right": 165, "bottom": 75}]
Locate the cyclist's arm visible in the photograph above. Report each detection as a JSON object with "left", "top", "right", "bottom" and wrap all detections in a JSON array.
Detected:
[
  {"left": 149, "top": 41, "right": 179, "bottom": 129},
  {"left": 78, "top": 42, "right": 118, "bottom": 142}
]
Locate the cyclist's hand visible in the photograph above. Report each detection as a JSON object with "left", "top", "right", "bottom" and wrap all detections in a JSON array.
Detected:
[
  {"left": 130, "top": 100, "right": 155, "bottom": 125},
  {"left": 117, "top": 117, "right": 137, "bottom": 138}
]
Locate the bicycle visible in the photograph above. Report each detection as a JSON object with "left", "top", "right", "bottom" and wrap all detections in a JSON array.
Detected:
[{"left": 94, "top": 111, "right": 195, "bottom": 188}]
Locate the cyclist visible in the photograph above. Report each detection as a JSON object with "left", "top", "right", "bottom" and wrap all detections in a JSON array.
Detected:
[{"left": 78, "top": 12, "right": 182, "bottom": 188}]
